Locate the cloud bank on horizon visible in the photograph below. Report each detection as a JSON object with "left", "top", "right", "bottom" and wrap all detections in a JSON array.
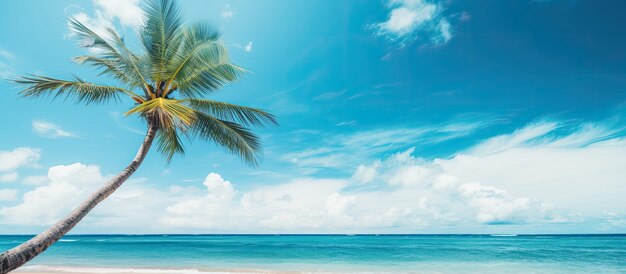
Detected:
[{"left": 2, "top": 118, "right": 626, "bottom": 233}]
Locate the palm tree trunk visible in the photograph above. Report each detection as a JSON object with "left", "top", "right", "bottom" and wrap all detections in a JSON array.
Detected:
[{"left": 0, "top": 125, "right": 157, "bottom": 274}]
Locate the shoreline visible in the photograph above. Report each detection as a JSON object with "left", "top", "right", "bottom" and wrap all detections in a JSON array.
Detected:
[{"left": 15, "top": 265, "right": 298, "bottom": 274}]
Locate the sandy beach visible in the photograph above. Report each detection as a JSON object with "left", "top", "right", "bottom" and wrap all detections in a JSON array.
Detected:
[{"left": 15, "top": 266, "right": 296, "bottom": 274}]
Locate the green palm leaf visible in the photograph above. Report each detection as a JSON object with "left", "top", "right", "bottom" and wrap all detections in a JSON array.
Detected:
[
  {"left": 184, "top": 99, "right": 277, "bottom": 127},
  {"left": 140, "top": 0, "right": 184, "bottom": 82},
  {"left": 155, "top": 126, "right": 186, "bottom": 162},
  {"left": 191, "top": 111, "right": 261, "bottom": 166},
  {"left": 68, "top": 16, "right": 152, "bottom": 95},
  {"left": 73, "top": 55, "right": 140, "bottom": 88},
  {"left": 14, "top": 75, "right": 140, "bottom": 104},
  {"left": 161, "top": 23, "right": 231, "bottom": 97},
  {"left": 175, "top": 63, "right": 244, "bottom": 98}
]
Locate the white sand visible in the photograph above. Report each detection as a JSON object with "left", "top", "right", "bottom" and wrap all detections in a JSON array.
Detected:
[{"left": 14, "top": 265, "right": 299, "bottom": 274}]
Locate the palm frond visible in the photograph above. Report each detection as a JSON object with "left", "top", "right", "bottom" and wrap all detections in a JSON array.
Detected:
[
  {"left": 140, "top": 0, "right": 184, "bottom": 82},
  {"left": 184, "top": 99, "right": 277, "bottom": 127},
  {"left": 105, "top": 29, "right": 153, "bottom": 89},
  {"left": 67, "top": 16, "right": 152, "bottom": 95},
  {"left": 155, "top": 126, "right": 185, "bottom": 162},
  {"left": 163, "top": 24, "right": 221, "bottom": 84},
  {"left": 73, "top": 55, "right": 140, "bottom": 88},
  {"left": 158, "top": 23, "right": 235, "bottom": 98},
  {"left": 191, "top": 111, "right": 261, "bottom": 166},
  {"left": 13, "top": 75, "right": 139, "bottom": 105},
  {"left": 175, "top": 63, "right": 244, "bottom": 98}
]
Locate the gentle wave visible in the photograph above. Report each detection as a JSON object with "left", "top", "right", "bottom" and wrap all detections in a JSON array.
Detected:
[
  {"left": 489, "top": 234, "right": 518, "bottom": 237},
  {"left": 58, "top": 239, "right": 78, "bottom": 242}
]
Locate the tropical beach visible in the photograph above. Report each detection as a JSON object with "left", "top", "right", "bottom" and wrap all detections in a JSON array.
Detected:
[{"left": 2, "top": 0, "right": 626, "bottom": 273}]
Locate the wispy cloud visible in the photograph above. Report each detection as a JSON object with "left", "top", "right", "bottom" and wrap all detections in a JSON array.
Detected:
[
  {"left": 0, "top": 172, "right": 19, "bottom": 183},
  {"left": 282, "top": 114, "right": 507, "bottom": 173},
  {"left": 468, "top": 118, "right": 626, "bottom": 156},
  {"left": 468, "top": 120, "right": 558, "bottom": 156},
  {"left": 336, "top": 121, "right": 357, "bottom": 127},
  {"left": 0, "top": 189, "right": 18, "bottom": 201},
  {"left": 458, "top": 11, "right": 471, "bottom": 22},
  {"left": 221, "top": 4, "right": 235, "bottom": 19},
  {"left": 233, "top": 41, "right": 253, "bottom": 52},
  {"left": 0, "top": 47, "right": 16, "bottom": 79},
  {"left": 32, "top": 120, "right": 77, "bottom": 139},
  {"left": 0, "top": 48, "right": 15, "bottom": 61},
  {"left": 22, "top": 175, "right": 48, "bottom": 186},
  {"left": 372, "top": 0, "right": 455, "bottom": 46},
  {"left": 314, "top": 89, "right": 348, "bottom": 101}
]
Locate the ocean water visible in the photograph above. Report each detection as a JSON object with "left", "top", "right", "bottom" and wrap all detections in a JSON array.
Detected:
[{"left": 1, "top": 234, "right": 625, "bottom": 273}]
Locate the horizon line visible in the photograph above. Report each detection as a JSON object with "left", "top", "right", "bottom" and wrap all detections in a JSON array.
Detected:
[{"left": 1, "top": 233, "right": 625, "bottom": 236}]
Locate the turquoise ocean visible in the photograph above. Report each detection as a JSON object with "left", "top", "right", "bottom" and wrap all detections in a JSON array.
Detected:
[{"left": 1, "top": 234, "right": 625, "bottom": 273}]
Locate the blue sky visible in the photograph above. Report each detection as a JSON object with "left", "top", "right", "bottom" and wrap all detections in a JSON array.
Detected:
[{"left": 1, "top": 0, "right": 626, "bottom": 234}]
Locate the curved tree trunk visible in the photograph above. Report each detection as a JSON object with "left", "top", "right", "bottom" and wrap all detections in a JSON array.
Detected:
[{"left": 0, "top": 125, "right": 156, "bottom": 274}]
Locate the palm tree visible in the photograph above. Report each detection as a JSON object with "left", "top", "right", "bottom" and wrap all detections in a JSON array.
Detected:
[{"left": 0, "top": 0, "right": 276, "bottom": 272}]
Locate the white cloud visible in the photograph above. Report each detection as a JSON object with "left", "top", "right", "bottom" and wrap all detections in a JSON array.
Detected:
[
  {"left": 22, "top": 175, "right": 48, "bottom": 186},
  {"left": 349, "top": 148, "right": 560, "bottom": 226},
  {"left": 220, "top": 4, "right": 235, "bottom": 19},
  {"left": 159, "top": 177, "right": 360, "bottom": 232},
  {"left": 0, "top": 147, "right": 40, "bottom": 172},
  {"left": 203, "top": 173, "right": 236, "bottom": 201},
  {"left": 0, "top": 163, "right": 104, "bottom": 225},
  {"left": 93, "top": 0, "right": 144, "bottom": 28},
  {"left": 382, "top": 2, "right": 437, "bottom": 35},
  {"left": 69, "top": 10, "right": 114, "bottom": 42},
  {"left": 3, "top": 162, "right": 555, "bottom": 232},
  {"left": 433, "top": 19, "right": 452, "bottom": 44},
  {"left": 244, "top": 41, "right": 253, "bottom": 52},
  {"left": 0, "top": 172, "right": 19, "bottom": 183},
  {"left": 374, "top": 0, "right": 454, "bottom": 46},
  {"left": 346, "top": 118, "right": 626, "bottom": 226},
  {"left": 161, "top": 146, "right": 571, "bottom": 232},
  {"left": 459, "top": 183, "right": 534, "bottom": 224},
  {"left": 32, "top": 120, "right": 77, "bottom": 139},
  {"left": 0, "top": 161, "right": 173, "bottom": 232},
  {"left": 352, "top": 164, "right": 378, "bottom": 183},
  {"left": 459, "top": 11, "right": 471, "bottom": 22},
  {"left": 0, "top": 189, "right": 18, "bottom": 201},
  {"left": 67, "top": 0, "right": 143, "bottom": 52},
  {"left": 232, "top": 41, "right": 253, "bottom": 53},
  {"left": 440, "top": 120, "right": 626, "bottom": 216}
]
